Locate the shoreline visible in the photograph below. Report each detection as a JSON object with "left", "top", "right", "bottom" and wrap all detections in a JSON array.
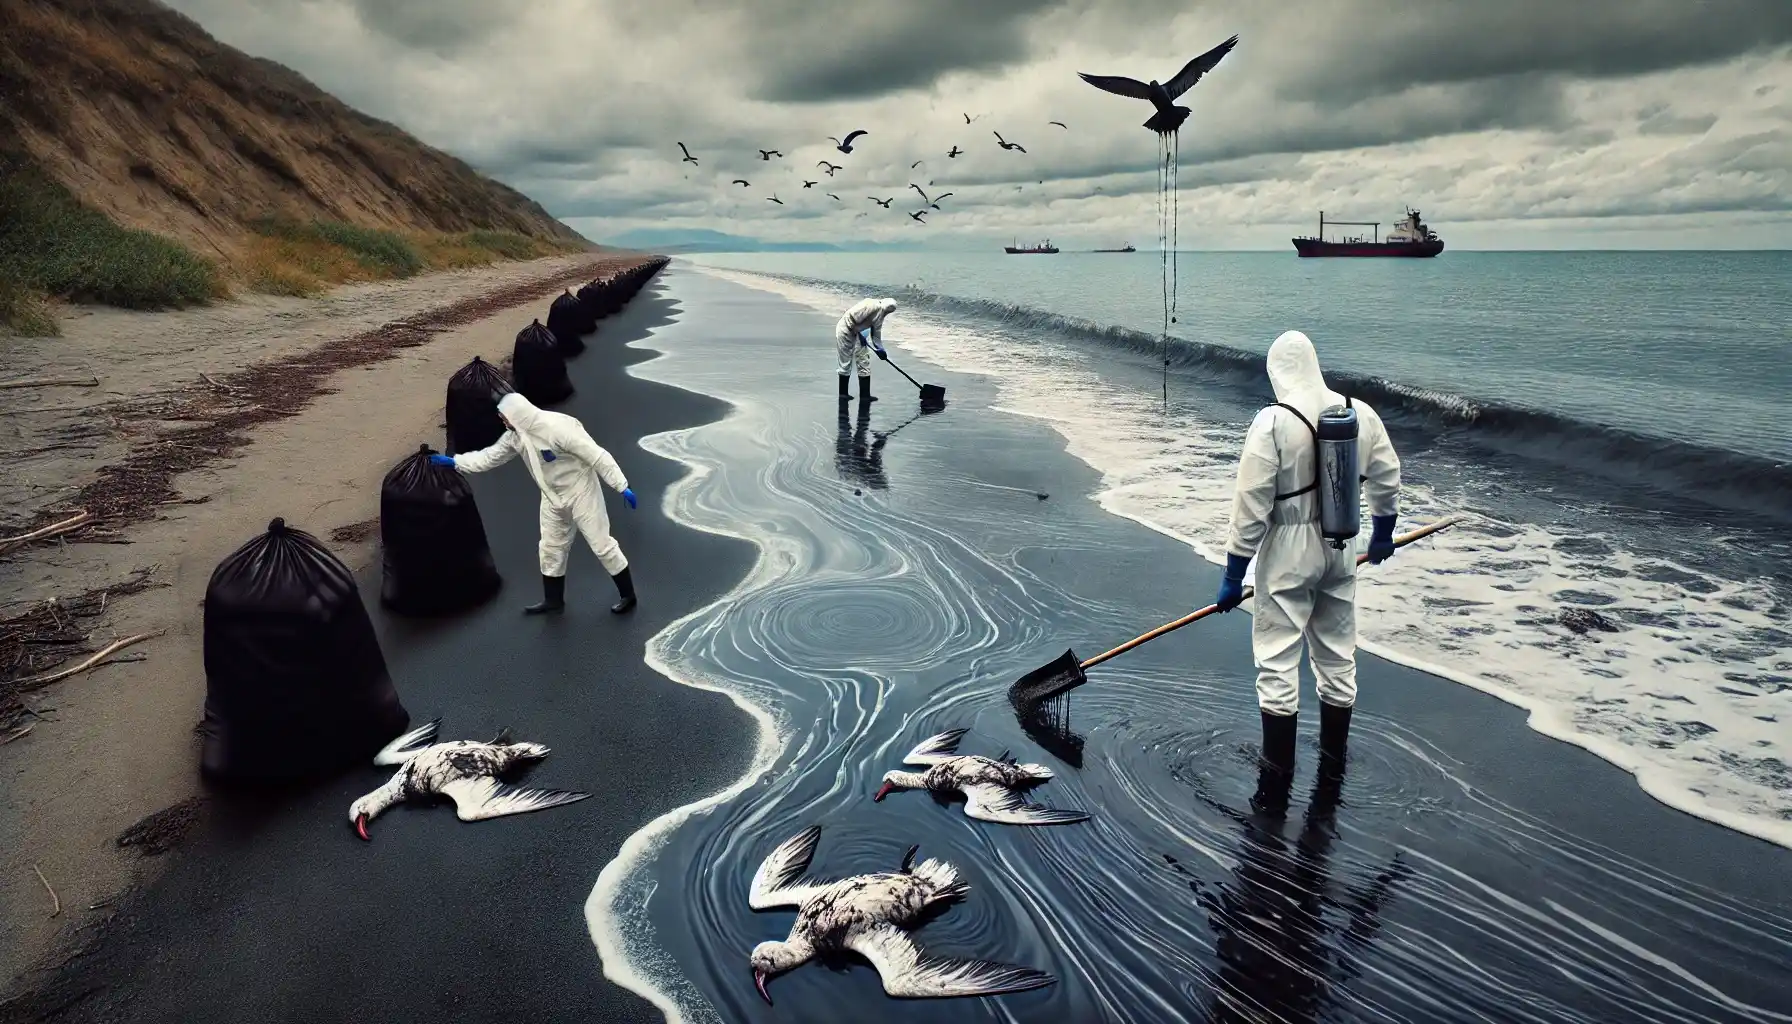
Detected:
[
  {"left": 696, "top": 263, "right": 1792, "bottom": 855},
  {"left": 3, "top": 263, "right": 763, "bottom": 1024},
  {"left": 0, "top": 252, "right": 654, "bottom": 994}
]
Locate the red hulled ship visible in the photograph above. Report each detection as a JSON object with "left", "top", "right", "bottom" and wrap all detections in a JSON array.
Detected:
[{"left": 1292, "top": 209, "right": 1444, "bottom": 257}]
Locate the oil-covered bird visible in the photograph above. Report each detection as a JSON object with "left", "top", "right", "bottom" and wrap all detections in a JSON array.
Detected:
[
  {"left": 817, "top": 160, "right": 841, "bottom": 176},
  {"left": 829, "top": 130, "right": 868, "bottom": 154},
  {"left": 759, "top": 149, "right": 782, "bottom": 160},
  {"left": 347, "top": 720, "right": 589, "bottom": 840},
  {"left": 746, "top": 826, "right": 1056, "bottom": 1004},
  {"left": 1078, "top": 34, "right": 1239, "bottom": 135},
  {"left": 677, "top": 142, "right": 699, "bottom": 165},
  {"left": 873, "top": 728, "right": 1089, "bottom": 825},
  {"left": 993, "top": 131, "right": 1026, "bottom": 153}
]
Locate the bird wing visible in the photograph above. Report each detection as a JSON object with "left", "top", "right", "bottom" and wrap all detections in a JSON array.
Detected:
[
  {"left": 829, "top": 193, "right": 841, "bottom": 200},
  {"left": 748, "top": 825, "right": 828, "bottom": 909},
  {"left": 1164, "top": 34, "right": 1240, "bottom": 99},
  {"left": 909, "top": 183, "right": 928, "bottom": 201},
  {"left": 962, "top": 783, "right": 1089, "bottom": 826},
  {"left": 842, "top": 130, "right": 868, "bottom": 146},
  {"left": 911, "top": 160, "right": 923, "bottom": 168},
  {"left": 1014, "top": 144, "right": 1027, "bottom": 153},
  {"left": 732, "top": 179, "right": 749, "bottom": 185},
  {"left": 373, "top": 719, "right": 440, "bottom": 765},
  {"left": 1077, "top": 72, "right": 1153, "bottom": 99},
  {"left": 1050, "top": 121, "right": 1068, "bottom": 129},
  {"left": 934, "top": 193, "right": 953, "bottom": 201},
  {"left": 439, "top": 776, "right": 591, "bottom": 822},
  {"left": 903, "top": 728, "right": 968, "bottom": 766},
  {"left": 677, "top": 142, "right": 692, "bottom": 157},
  {"left": 846, "top": 924, "right": 1056, "bottom": 999}
]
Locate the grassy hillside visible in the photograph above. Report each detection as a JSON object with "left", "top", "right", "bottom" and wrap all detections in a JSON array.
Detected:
[{"left": 0, "top": 0, "right": 590, "bottom": 334}]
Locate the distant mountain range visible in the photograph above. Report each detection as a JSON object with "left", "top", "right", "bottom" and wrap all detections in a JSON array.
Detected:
[{"left": 600, "top": 227, "right": 925, "bottom": 254}]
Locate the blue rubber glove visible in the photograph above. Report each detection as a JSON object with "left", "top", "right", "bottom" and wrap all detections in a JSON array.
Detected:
[
  {"left": 622, "top": 487, "right": 637, "bottom": 509},
  {"left": 427, "top": 454, "right": 456, "bottom": 468},
  {"left": 875, "top": 346, "right": 889, "bottom": 361},
  {"left": 539, "top": 449, "right": 557, "bottom": 462},
  {"left": 1367, "top": 515, "right": 1397, "bottom": 564},
  {"left": 1215, "top": 553, "right": 1251, "bottom": 612}
]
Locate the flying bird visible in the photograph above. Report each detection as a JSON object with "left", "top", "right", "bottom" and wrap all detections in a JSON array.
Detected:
[
  {"left": 869, "top": 197, "right": 894, "bottom": 208},
  {"left": 767, "top": 194, "right": 784, "bottom": 205},
  {"left": 677, "top": 142, "right": 699, "bottom": 165},
  {"left": 909, "top": 210, "right": 928, "bottom": 222},
  {"left": 873, "top": 729, "right": 1089, "bottom": 825},
  {"left": 910, "top": 183, "right": 930, "bottom": 203},
  {"left": 746, "top": 826, "right": 1056, "bottom": 1004},
  {"left": 911, "top": 159, "right": 924, "bottom": 169},
  {"left": 732, "top": 179, "right": 750, "bottom": 186},
  {"left": 802, "top": 180, "right": 818, "bottom": 188},
  {"left": 1049, "top": 121, "right": 1068, "bottom": 129},
  {"left": 947, "top": 145, "right": 963, "bottom": 158},
  {"left": 817, "top": 160, "right": 841, "bottom": 176},
  {"left": 963, "top": 112, "right": 974, "bottom": 124},
  {"left": 827, "top": 193, "right": 842, "bottom": 201},
  {"left": 347, "top": 720, "right": 589, "bottom": 841},
  {"left": 829, "top": 130, "right": 868, "bottom": 154},
  {"left": 758, "top": 149, "right": 782, "bottom": 160},
  {"left": 993, "top": 131, "right": 1027, "bottom": 153},
  {"left": 1078, "top": 34, "right": 1240, "bottom": 135},
  {"left": 928, "top": 193, "right": 954, "bottom": 210}
]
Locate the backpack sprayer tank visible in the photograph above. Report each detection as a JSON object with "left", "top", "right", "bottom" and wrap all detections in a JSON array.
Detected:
[{"left": 1317, "top": 405, "right": 1361, "bottom": 548}]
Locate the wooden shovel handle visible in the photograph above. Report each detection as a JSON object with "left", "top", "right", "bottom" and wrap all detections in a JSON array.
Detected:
[{"left": 1079, "top": 515, "right": 1466, "bottom": 671}]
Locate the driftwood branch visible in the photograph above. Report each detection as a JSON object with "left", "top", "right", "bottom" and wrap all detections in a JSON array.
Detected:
[
  {"left": 1, "top": 725, "right": 31, "bottom": 745},
  {"left": 32, "top": 864, "right": 60, "bottom": 917},
  {"left": 0, "top": 376, "right": 99, "bottom": 391},
  {"left": 0, "top": 510, "right": 91, "bottom": 553},
  {"left": 198, "top": 373, "right": 240, "bottom": 392},
  {"left": 15, "top": 630, "right": 164, "bottom": 687}
]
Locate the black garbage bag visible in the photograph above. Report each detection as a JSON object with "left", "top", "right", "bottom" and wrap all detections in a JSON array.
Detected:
[
  {"left": 199, "top": 518, "right": 408, "bottom": 784},
  {"left": 577, "top": 281, "right": 609, "bottom": 324},
  {"left": 545, "top": 290, "right": 588, "bottom": 356},
  {"left": 445, "top": 355, "right": 514, "bottom": 455},
  {"left": 512, "top": 318, "right": 573, "bottom": 406},
  {"left": 380, "top": 444, "right": 502, "bottom": 616}
]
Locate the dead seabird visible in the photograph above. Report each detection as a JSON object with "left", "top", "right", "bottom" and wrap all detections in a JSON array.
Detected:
[
  {"left": 873, "top": 728, "right": 1089, "bottom": 825},
  {"left": 347, "top": 720, "right": 589, "bottom": 840},
  {"left": 747, "top": 825, "right": 1056, "bottom": 1003}
]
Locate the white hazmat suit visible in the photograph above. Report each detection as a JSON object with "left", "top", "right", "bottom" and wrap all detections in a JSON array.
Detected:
[
  {"left": 451, "top": 393, "right": 631, "bottom": 578},
  {"left": 835, "top": 297, "right": 898, "bottom": 378},
  {"left": 1223, "top": 331, "right": 1401, "bottom": 717}
]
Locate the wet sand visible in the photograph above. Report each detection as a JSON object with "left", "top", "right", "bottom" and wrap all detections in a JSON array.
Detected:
[{"left": 0, "top": 253, "right": 719, "bottom": 1015}]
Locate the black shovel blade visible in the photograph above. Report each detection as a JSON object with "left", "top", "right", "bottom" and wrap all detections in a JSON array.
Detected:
[
  {"left": 919, "top": 384, "right": 947, "bottom": 408},
  {"left": 1009, "top": 648, "right": 1086, "bottom": 713}
]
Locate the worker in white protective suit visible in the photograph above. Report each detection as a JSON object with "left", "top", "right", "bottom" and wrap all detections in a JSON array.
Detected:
[
  {"left": 835, "top": 297, "right": 898, "bottom": 404},
  {"left": 429, "top": 393, "right": 639, "bottom": 615},
  {"left": 1215, "top": 330, "right": 1401, "bottom": 782}
]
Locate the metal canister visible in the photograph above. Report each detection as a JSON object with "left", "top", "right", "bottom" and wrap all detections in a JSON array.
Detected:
[{"left": 1317, "top": 405, "right": 1361, "bottom": 547}]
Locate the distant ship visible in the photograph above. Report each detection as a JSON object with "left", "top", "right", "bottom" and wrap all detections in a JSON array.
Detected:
[
  {"left": 1292, "top": 209, "right": 1444, "bottom": 257},
  {"left": 1004, "top": 239, "right": 1060, "bottom": 254},
  {"left": 1093, "top": 242, "right": 1136, "bottom": 252}
]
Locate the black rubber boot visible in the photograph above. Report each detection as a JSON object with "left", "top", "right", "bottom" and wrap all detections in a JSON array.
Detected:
[
  {"left": 609, "top": 567, "right": 637, "bottom": 614},
  {"left": 1318, "top": 700, "right": 1353, "bottom": 770},
  {"left": 858, "top": 375, "right": 877, "bottom": 403},
  {"left": 1250, "top": 711, "right": 1298, "bottom": 817},
  {"left": 524, "top": 573, "right": 566, "bottom": 615},
  {"left": 838, "top": 374, "right": 851, "bottom": 401}
]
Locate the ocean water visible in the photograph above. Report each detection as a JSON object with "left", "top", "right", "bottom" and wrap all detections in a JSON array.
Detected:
[
  {"left": 684, "top": 250, "right": 1792, "bottom": 847},
  {"left": 590, "top": 268, "right": 1792, "bottom": 1024}
]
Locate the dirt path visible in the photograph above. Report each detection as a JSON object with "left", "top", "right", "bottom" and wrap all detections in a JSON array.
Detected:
[{"left": 0, "top": 251, "right": 653, "bottom": 991}]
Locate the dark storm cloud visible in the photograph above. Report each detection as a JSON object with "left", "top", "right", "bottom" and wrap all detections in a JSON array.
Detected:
[
  {"left": 1275, "top": 0, "right": 1792, "bottom": 103},
  {"left": 661, "top": 0, "right": 1068, "bottom": 102},
  {"left": 347, "top": 0, "right": 525, "bottom": 55}
]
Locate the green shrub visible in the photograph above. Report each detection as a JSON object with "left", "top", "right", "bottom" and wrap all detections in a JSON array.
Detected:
[
  {"left": 0, "top": 163, "right": 223, "bottom": 311},
  {"left": 251, "top": 216, "right": 424, "bottom": 277}
]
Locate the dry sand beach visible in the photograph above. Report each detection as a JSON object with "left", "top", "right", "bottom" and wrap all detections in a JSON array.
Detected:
[{"left": 0, "top": 251, "right": 650, "bottom": 988}]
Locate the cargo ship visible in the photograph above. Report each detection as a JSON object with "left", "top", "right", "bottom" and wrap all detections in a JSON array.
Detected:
[
  {"left": 1004, "top": 239, "right": 1060, "bottom": 254},
  {"left": 1292, "top": 209, "right": 1444, "bottom": 257},
  {"left": 1093, "top": 242, "right": 1136, "bottom": 252}
]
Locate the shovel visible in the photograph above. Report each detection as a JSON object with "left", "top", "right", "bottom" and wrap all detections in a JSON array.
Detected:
[
  {"left": 1008, "top": 516, "right": 1466, "bottom": 717},
  {"left": 882, "top": 354, "right": 947, "bottom": 408}
]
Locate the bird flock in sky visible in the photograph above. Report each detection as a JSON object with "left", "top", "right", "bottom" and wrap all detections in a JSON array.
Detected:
[
  {"left": 675, "top": 117, "right": 1061, "bottom": 226},
  {"left": 671, "top": 34, "right": 1239, "bottom": 236}
]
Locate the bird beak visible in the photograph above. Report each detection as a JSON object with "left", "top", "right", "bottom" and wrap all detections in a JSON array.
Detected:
[
  {"left": 355, "top": 814, "right": 370, "bottom": 841},
  {"left": 754, "top": 969, "right": 772, "bottom": 1005},
  {"left": 873, "top": 782, "right": 895, "bottom": 802}
]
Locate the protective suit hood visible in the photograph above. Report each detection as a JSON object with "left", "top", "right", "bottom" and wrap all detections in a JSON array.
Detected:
[
  {"left": 878, "top": 298, "right": 898, "bottom": 315},
  {"left": 1266, "top": 330, "right": 1341, "bottom": 422},
  {"left": 497, "top": 393, "right": 545, "bottom": 435}
]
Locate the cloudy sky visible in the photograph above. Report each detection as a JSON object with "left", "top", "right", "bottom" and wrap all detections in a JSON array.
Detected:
[{"left": 169, "top": 0, "right": 1792, "bottom": 249}]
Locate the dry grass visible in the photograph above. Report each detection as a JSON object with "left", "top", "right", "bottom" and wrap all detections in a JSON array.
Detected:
[{"left": 242, "top": 221, "right": 583, "bottom": 297}]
